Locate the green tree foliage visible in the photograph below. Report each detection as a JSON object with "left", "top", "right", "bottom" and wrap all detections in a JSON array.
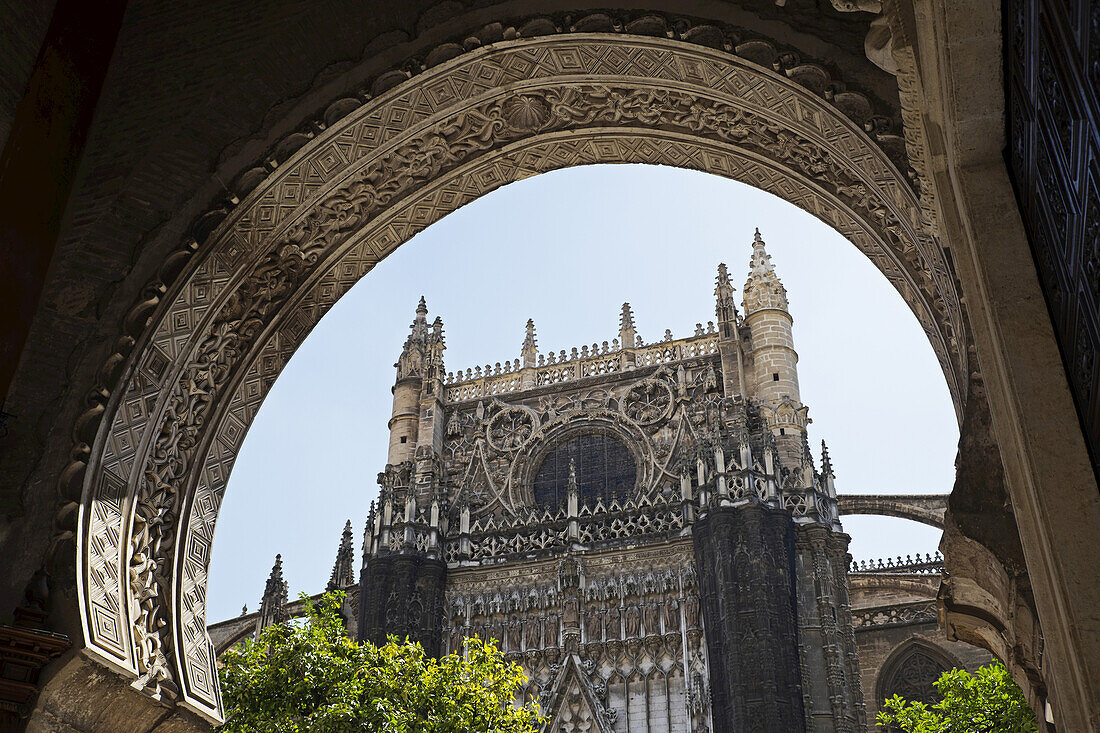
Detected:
[
  {"left": 876, "top": 661, "right": 1037, "bottom": 733},
  {"left": 216, "top": 592, "right": 543, "bottom": 733}
]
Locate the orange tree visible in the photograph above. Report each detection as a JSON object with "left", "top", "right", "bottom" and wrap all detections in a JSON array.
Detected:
[
  {"left": 216, "top": 592, "right": 543, "bottom": 732},
  {"left": 877, "top": 661, "right": 1037, "bottom": 733}
]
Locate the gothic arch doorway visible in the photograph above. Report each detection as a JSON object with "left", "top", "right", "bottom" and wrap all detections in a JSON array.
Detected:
[{"left": 69, "top": 32, "right": 969, "bottom": 721}]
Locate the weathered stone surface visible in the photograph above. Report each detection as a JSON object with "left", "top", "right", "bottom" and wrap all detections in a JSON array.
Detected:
[
  {"left": 1, "top": 0, "right": 1097, "bottom": 729},
  {"left": 693, "top": 504, "right": 805, "bottom": 732}
]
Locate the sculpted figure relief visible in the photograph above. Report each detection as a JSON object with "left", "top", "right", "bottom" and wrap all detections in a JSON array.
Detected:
[
  {"left": 664, "top": 598, "right": 681, "bottom": 632},
  {"left": 544, "top": 615, "right": 559, "bottom": 648},
  {"left": 685, "top": 597, "right": 700, "bottom": 629},
  {"left": 586, "top": 612, "right": 603, "bottom": 642},
  {"left": 625, "top": 606, "right": 642, "bottom": 638},
  {"left": 643, "top": 603, "right": 660, "bottom": 636},
  {"left": 524, "top": 617, "right": 541, "bottom": 649}
]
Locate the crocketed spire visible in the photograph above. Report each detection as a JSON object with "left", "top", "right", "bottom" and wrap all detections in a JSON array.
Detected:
[
  {"left": 396, "top": 297, "right": 432, "bottom": 379},
  {"left": 619, "top": 303, "right": 637, "bottom": 348},
  {"left": 521, "top": 318, "right": 539, "bottom": 368},
  {"left": 256, "top": 554, "right": 289, "bottom": 637},
  {"left": 714, "top": 262, "right": 738, "bottom": 336},
  {"left": 743, "top": 229, "right": 789, "bottom": 313},
  {"left": 328, "top": 520, "right": 356, "bottom": 591}
]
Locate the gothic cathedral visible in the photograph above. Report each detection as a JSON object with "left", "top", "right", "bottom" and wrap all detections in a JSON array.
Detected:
[{"left": 359, "top": 231, "right": 865, "bottom": 732}]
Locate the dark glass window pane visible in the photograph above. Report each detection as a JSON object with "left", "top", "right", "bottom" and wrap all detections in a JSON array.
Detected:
[{"left": 533, "top": 433, "right": 636, "bottom": 508}]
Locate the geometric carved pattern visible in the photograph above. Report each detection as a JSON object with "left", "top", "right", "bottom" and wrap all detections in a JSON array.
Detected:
[
  {"left": 1005, "top": 0, "right": 1100, "bottom": 465},
  {"left": 75, "top": 34, "right": 971, "bottom": 720}
]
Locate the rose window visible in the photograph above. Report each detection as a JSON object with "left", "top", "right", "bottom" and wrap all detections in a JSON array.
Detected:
[
  {"left": 487, "top": 408, "right": 535, "bottom": 451},
  {"left": 533, "top": 433, "right": 637, "bottom": 509},
  {"left": 622, "top": 380, "right": 673, "bottom": 425}
]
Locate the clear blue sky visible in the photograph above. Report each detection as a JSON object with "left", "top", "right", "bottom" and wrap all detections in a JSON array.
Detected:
[{"left": 207, "top": 165, "right": 956, "bottom": 623}]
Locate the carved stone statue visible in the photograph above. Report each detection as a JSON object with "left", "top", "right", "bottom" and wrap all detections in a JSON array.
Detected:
[
  {"left": 586, "top": 612, "right": 602, "bottom": 641},
  {"left": 625, "top": 605, "right": 641, "bottom": 638},
  {"left": 564, "top": 596, "right": 580, "bottom": 627},
  {"left": 664, "top": 598, "right": 681, "bottom": 632},
  {"left": 524, "top": 616, "right": 541, "bottom": 649},
  {"left": 685, "top": 596, "right": 700, "bottom": 629},
  {"left": 544, "top": 614, "right": 559, "bottom": 648},
  {"left": 643, "top": 603, "right": 660, "bottom": 636},
  {"left": 605, "top": 608, "right": 621, "bottom": 640}
]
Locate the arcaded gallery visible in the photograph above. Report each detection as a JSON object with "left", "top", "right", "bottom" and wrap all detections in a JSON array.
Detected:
[{"left": 0, "top": 1, "right": 1097, "bottom": 732}]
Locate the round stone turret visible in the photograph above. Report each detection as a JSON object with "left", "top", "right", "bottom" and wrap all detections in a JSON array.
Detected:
[{"left": 742, "top": 230, "right": 807, "bottom": 469}]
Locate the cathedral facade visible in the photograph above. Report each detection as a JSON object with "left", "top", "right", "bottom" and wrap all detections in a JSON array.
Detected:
[{"left": 358, "top": 231, "right": 865, "bottom": 732}]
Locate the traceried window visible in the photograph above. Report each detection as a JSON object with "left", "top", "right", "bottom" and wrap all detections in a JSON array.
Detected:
[
  {"left": 882, "top": 648, "right": 949, "bottom": 706},
  {"left": 533, "top": 433, "right": 636, "bottom": 508}
]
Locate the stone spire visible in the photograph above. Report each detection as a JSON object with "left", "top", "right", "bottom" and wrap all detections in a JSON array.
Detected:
[
  {"left": 714, "top": 263, "right": 738, "bottom": 339},
  {"left": 428, "top": 315, "right": 446, "bottom": 369},
  {"left": 820, "top": 441, "right": 834, "bottom": 478},
  {"left": 255, "top": 554, "right": 289, "bottom": 638},
  {"left": 742, "top": 228, "right": 789, "bottom": 313},
  {"left": 521, "top": 319, "right": 539, "bottom": 368},
  {"left": 619, "top": 303, "right": 637, "bottom": 348},
  {"left": 396, "top": 297, "right": 431, "bottom": 380},
  {"left": 328, "top": 520, "right": 356, "bottom": 591}
]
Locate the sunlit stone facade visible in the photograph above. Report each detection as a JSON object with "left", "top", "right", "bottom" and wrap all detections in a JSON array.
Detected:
[{"left": 359, "top": 231, "right": 865, "bottom": 732}]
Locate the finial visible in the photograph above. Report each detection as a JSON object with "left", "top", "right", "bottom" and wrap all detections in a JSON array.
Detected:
[
  {"left": 619, "top": 303, "right": 637, "bottom": 347},
  {"left": 620, "top": 303, "right": 635, "bottom": 329},
  {"left": 416, "top": 296, "right": 428, "bottom": 318},
  {"left": 261, "top": 554, "right": 288, "bottom": 611},
  {"left": 521, "top": 318, "right": 539, "bottom": 368},
  {"left": 328, "top": 520, "right": 356, "bottom": 591},
  {"left": 715, "top": 263, "right": 736, "bottom": 327},
  {"left": 241, "top": 604, "right": 247, "bottom": 615},
  {"left": 257, "top": 553, "right": 289, "bottom": 636},
  {"left": 744, "top": 228, "right": 788, "bottom": 312},
  {"left": 821, "top": 440, "right": 834, "bottom": 477}
]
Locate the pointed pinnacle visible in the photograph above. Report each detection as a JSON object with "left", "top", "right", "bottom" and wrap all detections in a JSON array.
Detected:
[
  {"left": 522, "top": 319, "right": 538, "bottom": 355},
  {"left": 263, "top": 554, "right": 286, "bottom": 601},
  {"left": 620, "top": 303, "right": 635, "bottom": 328},
  {"left": 415, "top": 295, "right": 428, "bottom": 319},
  {"left": 715, "top": 263, "right": 734, "bottom": 293},
  {"left": 821, "top": 440, "right": 834, "bottom": 475},
  {"left": 567, "top": 458, "right": 578, "bottom": 494}
]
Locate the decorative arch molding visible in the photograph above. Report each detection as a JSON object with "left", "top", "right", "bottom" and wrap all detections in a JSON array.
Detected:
[{"left": 70, "top": 33, "right": 972, "bottom": 720}]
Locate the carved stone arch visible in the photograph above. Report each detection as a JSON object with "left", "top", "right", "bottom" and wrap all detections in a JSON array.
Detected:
[
  {"left": 875, "top": 639, "right": 960, "bottom": 708},
  {"left": 69, "top": 32, "right": 973, "bottom": 721},
  {"left": 513, "top": 411, "right": 653, "bottom": 509}
]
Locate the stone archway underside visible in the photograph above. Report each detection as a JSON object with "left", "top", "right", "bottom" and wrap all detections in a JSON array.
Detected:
[
  {"left": 76, "top": 34, "right": 967, "bottom": 720},
  {"left": 837, "top": 494, "right": 948, "bottom": 528}
]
